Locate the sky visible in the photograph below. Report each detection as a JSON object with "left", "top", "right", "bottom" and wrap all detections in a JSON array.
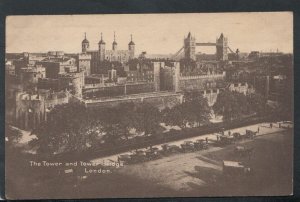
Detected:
[{"left": 6, "top": 12, "right": 293, "bottom": 55}]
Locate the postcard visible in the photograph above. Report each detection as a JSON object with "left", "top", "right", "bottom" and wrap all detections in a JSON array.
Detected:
[{"left": 5, "top": 12, "right": 293, "bottom": 199}]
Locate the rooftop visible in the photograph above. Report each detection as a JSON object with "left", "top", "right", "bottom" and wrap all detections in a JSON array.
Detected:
[{"left": 41, "top": 57, "right": 72, "bottom": 63}]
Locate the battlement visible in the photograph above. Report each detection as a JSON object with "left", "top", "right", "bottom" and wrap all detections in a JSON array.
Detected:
[
  {"left": 179, "top": 72, "right": 226, "bottom": 80},
  {"left": 78, "top": 53, "right": 91, "bottom": 60}
]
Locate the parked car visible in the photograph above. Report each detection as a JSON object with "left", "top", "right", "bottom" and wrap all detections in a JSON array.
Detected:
[
  {"left": 161, "top": 144, "right": 181, "bottom": 154},
  {"left": 130, "top": 150, "right": 147, "bottom": 163},
  {"left": 218, "top": 135, "right": 234, "bottom": 146},
  {"left": 180, "top": 141, "right": 195, "bottom": 152},
  {"left": 234, "top": 146, "right": 254, "bottom": 157},
  {"left": 145, "top": 147, "right": 161, "bottom": 160},
  {"left": 233, "top": 132, "right": 242, "bottom": 141},
  {"left": 245, "top": 130, "right": 257, "bottom": 139},
  {"left": 118, "top": 154, "right": 132, "bottom": 165},
  {"left": 222, "top": 160, "right": 252, "bottom": 176},
  {"left": 194, "top": 139, "right": 208, "bottom": 150}
]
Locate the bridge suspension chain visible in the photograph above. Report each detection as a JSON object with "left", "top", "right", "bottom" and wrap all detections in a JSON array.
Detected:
[{"left": 172, "top": 46, "right": 184, "bottom": 59}]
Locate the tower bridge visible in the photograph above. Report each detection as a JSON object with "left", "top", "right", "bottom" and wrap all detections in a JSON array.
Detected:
[{"left": 172, "top": 32, "right": 235, "bottom": 61}]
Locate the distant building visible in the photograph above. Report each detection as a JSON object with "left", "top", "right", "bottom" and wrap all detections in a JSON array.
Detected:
[
  {"left": 77, "top": 53, "right": 91, "bottom": 76},
  {"left": 228, "top": 82, "right": 254, "bottom": 95},
  {"left": 19, "top": 64, "right": 46, "bottom": 90},
  {"left": 37, "top": 71, "right": 85, "bottom": 98},
  {"left": 5, "top": 60, "right": 15, "bottom": 76},
  {"left": 248, "top": 51, "right": 260, "bottom": 60},
  {"left": 108, "top": 68, "right": 117, "bottom": 82},
  {"left": 37, "top": 56, "right": 77, "bottom": 78},
  {"left": 126, "top": 59, "right": 155, "bottom": 83}
]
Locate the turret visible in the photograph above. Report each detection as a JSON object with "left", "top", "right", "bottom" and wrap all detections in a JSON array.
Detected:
[
  {"left": 112, "top": 31, "right": 118, "bottom": 51},
  {"left": 98, "top": 33, "right": 106, "bottom": 61},
  {"left": 128, "top": 34, "right": 135, "bottom": 59},
  {"left": 236, "top": 48, "right": 240, "bottom": 60},
  {"left": 81, "top": 32, "right": 89, "bottom": 53}
]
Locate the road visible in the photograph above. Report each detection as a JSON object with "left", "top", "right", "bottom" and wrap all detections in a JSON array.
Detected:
[
  {"left": 91, "top": 121, "right": 291, "bottom": 164},
  {"left": 75, "top": 121, "right": 293, "bottom": 198}
]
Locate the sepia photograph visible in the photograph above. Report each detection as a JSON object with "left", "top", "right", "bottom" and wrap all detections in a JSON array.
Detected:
[{"left": 5, "top": 12, "right": 293, "bottom": 199}]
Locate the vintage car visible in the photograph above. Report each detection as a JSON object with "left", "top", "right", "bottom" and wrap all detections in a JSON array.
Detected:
[
  {"left": 180, "top": 141, "right": 195, "bottom": 152},
  {"left": 245, "top": 130, "right": 257, "bottom": 139},
  {"left": 130, "top": 150, "right": 147, "bottom": 163},
  {"left": 235, "top": 146, "right": 245, "bottom": 152},
  {"left": 218, "top": 135, "right": 235, "bottom": 146},
  {"left": 232, "top": 132, "right": 242, "bottom": 141},
  {"left": 161, "top": 144, "right": 181, "bottom": 154},
  {"left": 234, "top": 146, "right": 254, "bottom": 157},
  {"left": 117, "top": 154, "right": 132, "bottom": 165},
  {"left": 145, "top": 147, "right": 161, "bottom": 160},
  {"left": 194, "top": 139, "right": 208, "bottom": 150},
  {"left": 222, "top": 160, "right": 252, "bottom": 176}
]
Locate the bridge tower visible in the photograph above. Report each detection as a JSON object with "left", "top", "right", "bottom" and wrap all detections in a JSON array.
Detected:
[
  {"left": 216, "top": 33, "right": 228, "bottom": 61},
  {"left": 184, "top": 32, "right": 196, "bottom": 61}
]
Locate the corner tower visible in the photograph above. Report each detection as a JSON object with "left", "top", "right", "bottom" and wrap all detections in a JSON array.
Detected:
[
  {"left": 98, "top": 33, "right": 106, "bottom": 61},
  {"left": 82, "top": 32, "right": 89, "bottom": 53},
  {"left": 112, "top": 31, "right": 118, "bottom": 51},
  {"left": 128, "top": 34, "right": 135, "bottom": 59}
]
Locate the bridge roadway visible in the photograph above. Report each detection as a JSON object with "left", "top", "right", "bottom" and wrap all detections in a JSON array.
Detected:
[
  {"left": 195, "top": 42, "right": 217, "bottom": 46},
  {"left": 91, "top": 121, "right": 292, "bottom": 164}
]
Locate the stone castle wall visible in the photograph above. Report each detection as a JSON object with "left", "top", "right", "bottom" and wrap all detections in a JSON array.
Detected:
[
  {"left": 83, "top": 82, "right": 155, "bottom": 98},
  {"left": 177, "top": 72, "right": 225, "bottom": 91},
  {"left": 83, "top": 93, "right": 182, "bottom": 110}
]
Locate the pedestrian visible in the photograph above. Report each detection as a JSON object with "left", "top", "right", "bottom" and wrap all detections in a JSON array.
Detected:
[
  {"left": 279, "top": 123, "right": 281, "bottom": 128},
  {"left": 257, "top": 127, "right": 260, "bottom": 133},
  {"left": 205, "top": 137, "right": 208, "bottom": 144},
  {"left": 270, "top": 123, "right": 273, "bottom": 128}
]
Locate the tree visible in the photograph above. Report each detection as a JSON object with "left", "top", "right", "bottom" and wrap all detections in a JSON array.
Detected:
[
  {"left": 117, "top": 103, "right": 139, "bottom": 140},
  {"left": 247, "top": 93, "right": 267, "bottom": 115},
  {"left": 5, "top": 123, "right": 22, "bottom": 150},
  {"left": 213, "top": 90, "right": 248, "bottom": 121},
  {"left": 102, "top": 103, "right": 138, "bottom": 144},
  {"left": 30, "top": 102, "right": 104, "bottom": 155},
  {"left": 135, "top": 103, "right": 161, "bottom": 135},
  {"left": 162, "top": 105, "right": 188, "bottom": 128},
  {"left": 163, "top": 91, "right": 211, "bottom": 128},
  {"left": 182, "top": 91, "right": 211, "bottom": 127}
]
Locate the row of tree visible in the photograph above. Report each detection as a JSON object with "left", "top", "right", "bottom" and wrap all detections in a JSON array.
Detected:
[
  {"left": 213, "top": 90, "right": 267, "bottom": 121},
  {"left": 29, "top": 90, "right": 268, "bottom": 156},
  {"left": 29, "top": 102, "right": 161, "bottom": 155},
  {"left": 162, "top": 91, "right": 211, "bottom": 128}
]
